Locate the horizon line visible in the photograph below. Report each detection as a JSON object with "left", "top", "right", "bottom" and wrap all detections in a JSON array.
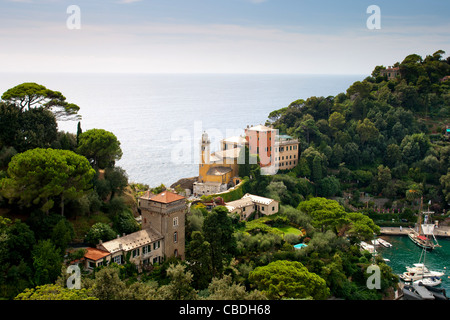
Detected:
[{"left": 0, "top": 71, "right": 369, "bottom": 76}]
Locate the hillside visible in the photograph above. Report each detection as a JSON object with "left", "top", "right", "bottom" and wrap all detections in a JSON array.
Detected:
[{"left": 250, "top": 50, "right": 450, "bottom": 214}]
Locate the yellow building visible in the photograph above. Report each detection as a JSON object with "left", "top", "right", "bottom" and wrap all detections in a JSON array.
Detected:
[
  {"left": 276, "top": 135, "right": 299, "bottom": 170},
  {"left": 194, "top": 132, "right": 241, "bottom": 196}
]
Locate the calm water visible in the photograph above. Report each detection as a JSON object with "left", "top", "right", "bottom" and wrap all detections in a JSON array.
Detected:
[
  {"left": 0, "top": 73, "right": 364, "bottom": 186},
  {"left": 378, "top": 236, "right": 450, "bottom": 293}
]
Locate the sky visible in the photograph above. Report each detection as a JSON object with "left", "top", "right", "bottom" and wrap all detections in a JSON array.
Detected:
[{"left": 0, "top": 0, "right": 449, "bottom": 75}]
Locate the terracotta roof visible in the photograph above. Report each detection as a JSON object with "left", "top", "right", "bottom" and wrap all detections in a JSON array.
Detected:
[
  {"left": 84, "top": 247, "right": 110, "bottom": 261},
  {"left": 150, "top": 191, "right": 185, "bottom": 204}
]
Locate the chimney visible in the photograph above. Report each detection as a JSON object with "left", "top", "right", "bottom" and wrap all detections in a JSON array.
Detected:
[{"left": 99, "top": 239, "right": 102, "bottom": 244}]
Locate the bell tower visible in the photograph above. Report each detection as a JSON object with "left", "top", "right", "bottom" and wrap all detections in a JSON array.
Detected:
[
  {"left": 200, "top": 131, "right": 210, "bottom": 166},
  {"left": 198, "top": 131, "right": 211, "bottom": 183}
]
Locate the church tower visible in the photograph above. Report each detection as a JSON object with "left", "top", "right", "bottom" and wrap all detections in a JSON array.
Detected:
[
  {"left": 199, "top": 131, "right": 211, "bottom": 183},
  {"left": 200, "top": 131, "right": 211, "bottom": 165},
  {"left": 139, "top": 191, "right": 186, "bottom": 260}
]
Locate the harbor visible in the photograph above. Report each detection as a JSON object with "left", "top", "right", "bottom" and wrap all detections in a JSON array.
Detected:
[
  {"left": 380, "top": 226, "right": 450, "bottom": 238},
  {"left": 375, "top": 234, "right": 450, "bottom": 299}
]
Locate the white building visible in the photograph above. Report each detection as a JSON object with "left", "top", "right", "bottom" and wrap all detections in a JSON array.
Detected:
[{"left": 225, "top": 193, "right": 279, "bottom": 221}]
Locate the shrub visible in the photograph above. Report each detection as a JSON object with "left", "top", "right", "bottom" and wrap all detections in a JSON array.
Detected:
[{"left": 85, "top": 222, "right": 116, "bottom": 246}]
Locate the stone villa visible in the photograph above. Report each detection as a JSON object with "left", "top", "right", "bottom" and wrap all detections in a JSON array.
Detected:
[
  {"left": 83, "top": 190, "right": 186, "bottom": 271},
  {"left": 380, "top": 66, "right": 400, "bottom": 80}
]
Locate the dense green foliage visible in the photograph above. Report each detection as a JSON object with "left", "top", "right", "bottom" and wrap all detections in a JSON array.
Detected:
[
  {"left": 0, "top": 83, "right": 135, "bottom": 299},
  {"left": 77, "top": 129, "right": 123, "bottom": 169},
  {"left": 267, "top": 50, "right": 450, "bottom": 212},
  {"left": 3, "top": 51, "right": 447, "bottom": 300},
  {"left": 249, "top": 260, "right": 329, "bottom": 300},
  {"left": 1, "top": 82, "right": 80, "bottom": 121},
  {"left": 1, "top": 148, "right": 95, "bottom": 215}
]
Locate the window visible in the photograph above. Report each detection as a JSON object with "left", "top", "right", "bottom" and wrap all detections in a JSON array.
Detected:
[
  {"left": 153, "top": 241, "right": 160, "bottom": 250},
  {"left": 174, "top": 249, "right": 178, "bottom": 257},
  {"left": 174, "top": 231, "right": 178, "bottom": 243},
  {"left": 261, "top": 206, "right": 265, "bottom": 211},
  {"left": 143, "top": 244, "right": 151, "bottom": 255},
  {"left": 153, "top": 256, "right": 159, "bottom": 264},
  {"left": 173, "top": 217, "right": 179, "bottom": 227},
  {"left": 272, "top": 206, "right": 275, "bottom": 211},
  {"left": 88, "top": 261, "right": 96, "bottom": 269},
  {"left": 113, "top": 255, "right": 122, "bottom": 265},
  {"left": 132, "top": 248, "right": 140, "bottom": 258}
]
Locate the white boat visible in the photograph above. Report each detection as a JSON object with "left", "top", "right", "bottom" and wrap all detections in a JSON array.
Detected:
[
  {"left": 406, "top": 263, "right": 445, "bottom": 277},
  {"left": 360, "top": 241, "right": 376, "bottom": 254},
  {"left": 377, "top": 238, "right": 392, "bottom": 248},
  {"left": 408, "top": 201, "right": 441, "bottom": 251},
  {"left": 400, "top": 264, "right": 445, "bottom": 282},
  {"left": 371, "top": 237, "right": 392, "bottom": 248},
  {"left": 414, "top": 276, "right": 442, "bottom": 287},
  {"left": 401, "top": 212, "right": 445, "bottom": 284}
]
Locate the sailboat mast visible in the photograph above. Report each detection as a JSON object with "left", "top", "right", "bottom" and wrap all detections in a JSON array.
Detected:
[{"left": 418, "top": 196, "right": 423, "bottom": 235}]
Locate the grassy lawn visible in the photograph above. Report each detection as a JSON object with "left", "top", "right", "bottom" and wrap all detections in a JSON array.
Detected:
[
  {"left": 240, "top": 214, "right": 304, "bottom": 237},
  {"left": 275, "top": 225, "right": 303, "bottom": 236}
]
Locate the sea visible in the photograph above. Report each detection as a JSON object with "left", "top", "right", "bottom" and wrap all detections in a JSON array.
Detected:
[{"left": 0, "top": 73, "right": 364, "bottom": 187}]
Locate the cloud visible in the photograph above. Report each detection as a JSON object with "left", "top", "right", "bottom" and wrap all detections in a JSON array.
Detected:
[{"left": 0, "top": 18, "right": 448, "bottom": 74}]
